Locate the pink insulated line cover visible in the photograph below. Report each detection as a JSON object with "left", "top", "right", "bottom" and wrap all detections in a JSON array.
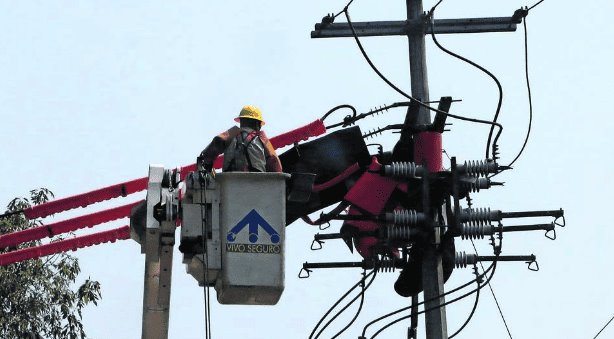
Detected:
[
  {"left": 23, "top": 120, "right": 326, "bottom": 219},
  {"left": 1, "top": 201, "right": 141, "bottom": 249},
  {"left": 0, "top": 226, "right": 131, "bottom": 266}
]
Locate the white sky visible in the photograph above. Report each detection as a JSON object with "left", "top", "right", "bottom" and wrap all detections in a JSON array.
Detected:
[{"left": 1, "top": 1, "right": 613, "bottom": 338}]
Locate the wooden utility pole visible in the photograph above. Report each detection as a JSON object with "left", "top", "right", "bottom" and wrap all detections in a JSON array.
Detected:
[{"left": 311, "top": 2, "right": 520, "bottom": 338}]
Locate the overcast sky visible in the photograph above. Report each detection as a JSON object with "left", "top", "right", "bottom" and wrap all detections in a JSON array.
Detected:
[{"left": 1, "top": 1, "right": 613, "bottom": 338}]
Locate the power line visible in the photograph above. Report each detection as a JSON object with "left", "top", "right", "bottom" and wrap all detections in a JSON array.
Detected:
[
  {"left": 593, "top": 314, "right": 614, "bottom": 339},
  {"left": 199, "top": 181, "right": 212, "bottom": 339},
  {"left": 309, "top": 269, "right": 376, "bottom": 339},
  {"left": 342, "top": 7, "right": 504, "bottom": 135},
  {"left": 428, "top": 4, "right": 504, "bottom": 160},
  {"left": 361, "top": 260, "right": 497, "bottom": 337},
  {"left": 507, "top": 14, "right": 533, "bottom": 168},
  {"left": 370, "top": 261, "right": 500, "bottom": 338},
  {"left": 528, "top": 0, "right": 546, "bottom": 11},
  {"left": 330, "top": 270, "right": 376, "bottom": 339},
  {"left": 471, "top": 239, "right": 513, "bottom": 339},
  {"left": 448, "top": 266, "right": 481, "bottom": 339}
]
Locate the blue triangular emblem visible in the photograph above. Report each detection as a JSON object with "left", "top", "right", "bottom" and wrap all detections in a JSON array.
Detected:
[{"left": 227, "top": 209, "right": 280, "bottom": 244}]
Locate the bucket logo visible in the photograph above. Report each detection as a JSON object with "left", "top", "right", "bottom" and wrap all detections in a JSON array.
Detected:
[{"left": 226, "top": 209, "right": 281, "bottom": 244}]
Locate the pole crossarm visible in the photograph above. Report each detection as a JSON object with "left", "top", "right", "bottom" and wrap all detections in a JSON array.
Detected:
[{"left": 311, "top": 16, "right": 519, "bottom": 39}]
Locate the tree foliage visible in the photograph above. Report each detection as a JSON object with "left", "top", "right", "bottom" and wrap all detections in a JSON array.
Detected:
[{"left": 0, "top": 188, "right": 101, "bottom": 339}]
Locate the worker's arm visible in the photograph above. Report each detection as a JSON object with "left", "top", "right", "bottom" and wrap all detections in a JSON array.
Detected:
[
  {"left": 199, "top": 126, "right": 240, "bottom": 171},
  {"left": 259, "top": 131, "right": 283, "bottom": 173}
]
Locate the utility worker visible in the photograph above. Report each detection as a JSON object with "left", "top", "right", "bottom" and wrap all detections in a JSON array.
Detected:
[{"left": 199, "top": 105, "right": 282, "bottom": 173}]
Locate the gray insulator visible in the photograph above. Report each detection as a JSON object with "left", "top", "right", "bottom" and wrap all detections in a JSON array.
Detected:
[
  {"left": 465, "top": 177, "right": 491, "bottom": 192},
  {"left": 376, "top": 259, "right": 397, "bottom": 273},
  {"left": 384, "top": 162, "right": 422, "bottom": 178},
  {"left": 386, "top": 225, "right": 413, "bottom": 241},
  {"left": 461, "top": 224, "right": 494, "bottom": 240},
  {"left": 455, "top": 251, "right": 478, "bottom": 268},
  {"left": 389, "top": 209, "right": 420, "bottom": 226},
  {"left": 461, "top": 207, "right": 501, "bottom": 226},
  {"left": 462, "top": 159, "right": 497, "bottom": 177}
]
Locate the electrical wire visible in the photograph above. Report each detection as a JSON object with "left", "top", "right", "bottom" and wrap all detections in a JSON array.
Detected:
[
  {"left": 309, "top": 269, "right": 376, "bottom": 339},
  {"left": 431, "top": 0, "right": 444, "bottom": 12},
  {"left": 471, "top": 239, "right": 513, "bottom": 339},
  {"left": 428, "top": 4, "right": 504, "bottom": 160},
  {"left": 333, "top": 0, "right": 355, "bottom": 19},
  {"left": 341, "top": 8, "right": 504, "bottom": 138},
  {"left": 506, "top": 14, "right": 533, "bottom": 168},
  {"left": 370, "top": 262, "right": 500, "bottom": 339},
  {"left": 327, "top": 270, "right": 377, "bottom": 339},
  {"left": 320, "top": 104, "right": 358, "bottom": 129},
  {"left": 361, "top": 261, "right": 495, "bottom": 337},
  {"left": 331, "top": 281, "right": 366, "bottom": 339},
  {"left": 199, "top": 178, "right": 212, "bottom": 339},
  {"left": 528, "top": 0, "right": 546, "bottom": 11},
  {"left": 448, "top": 265, "right": 481, "bottom": 339},
  {"left": 593, "top": 314, "right": 614, "bottom": 339}
]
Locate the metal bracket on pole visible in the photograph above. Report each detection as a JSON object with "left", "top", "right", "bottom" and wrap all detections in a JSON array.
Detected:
[{"left": 141, "top": 165, "right": 176, "bottom": 339}]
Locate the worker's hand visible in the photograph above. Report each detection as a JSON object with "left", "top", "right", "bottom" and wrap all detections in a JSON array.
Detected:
[{"left": 197, "top": 160, "right": 212, "bottom": 173}]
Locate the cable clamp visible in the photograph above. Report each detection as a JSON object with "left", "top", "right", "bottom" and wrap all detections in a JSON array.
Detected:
[
  {"left": 472, "top": 264, "right": 483, "bottom": 283},
  {"left": 511, "top": 7, "right": 529, "bottom": 23}
]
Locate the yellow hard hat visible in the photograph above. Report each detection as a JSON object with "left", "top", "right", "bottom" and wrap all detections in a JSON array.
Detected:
[{"left": 235, "top": 105, "right": 265, "bottom": 125}]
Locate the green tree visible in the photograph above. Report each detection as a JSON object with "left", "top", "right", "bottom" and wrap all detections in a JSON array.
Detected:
[{"left": 0, "top": 188, "right": 101, "bottom": 339}]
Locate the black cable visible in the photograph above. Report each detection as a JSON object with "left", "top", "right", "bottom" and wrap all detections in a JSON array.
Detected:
[
  {"left": 361, "top": 261, "right": 495, "bottom": 337},
  {"left": 528, "top": 0, "right": 545, "bottom": 11},
  {"left": 370, "top": 262, "right": 499, "bottom": 339},
  {"left": 333, "top": 0, "right": 355, "bottom": 19},
  {"left": 342, "top": 9, "right": 504, "bottom": 135},
  {"left": 321, "top": 104, "right": 358, "bottom": 129},
  {"left": 331, "top": 284, "right": 366, "bottom": 339},
  {"left": 431, "top": 0, "right": 444, "bottom": 12},
  {"left": 448, "top": 265, "right": 481, "bottom": 339},
  {"left": 428, "top": 5, "right": 504, "bottom": 160},
  {"left": 471, "top": 239, "right": 513, "bottom": 339},
  {"left": 199, "top": 178, "right": 212, "bottom": 339},
  {"left": 365, "top": 230, "right": 505, "bottom": 338},
  {"left": 593, "top": 314, "right": 614, "bottom": 339},
  {"left": 309, "top": 269, "right": 376, "bottom": 339},
  {"left": 328, "top": 270, "right": 376, "bottom": 339},
  {"left": 506, "top": 15, "right": 533, "bottom": 168}
]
